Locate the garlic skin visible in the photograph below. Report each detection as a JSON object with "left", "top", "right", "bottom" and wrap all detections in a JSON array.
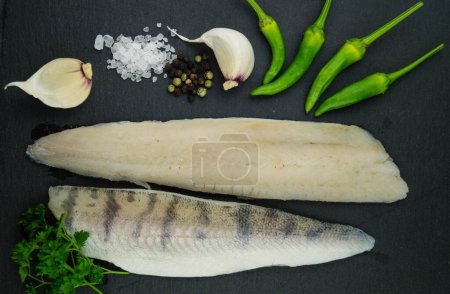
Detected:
[
  {"left": 168, "top": 27, "right": 254, "bottom": 91},
  {"left": 4, "top": 58, "right": 93, "bottom": 108}
]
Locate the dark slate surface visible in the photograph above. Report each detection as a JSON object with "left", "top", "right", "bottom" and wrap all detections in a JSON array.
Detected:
[{"left": 1, "top": 0, "right": 449, "bottom": 293}]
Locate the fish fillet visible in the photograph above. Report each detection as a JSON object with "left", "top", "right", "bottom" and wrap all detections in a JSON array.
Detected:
[
  {"left": 48, "top": 186, "right": 375, "bottom": 277},
  {"left": 29, "top": 118, "right": 408, "bottom": 202}
]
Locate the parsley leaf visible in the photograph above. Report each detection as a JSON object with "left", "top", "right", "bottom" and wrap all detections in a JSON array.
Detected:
[{"left": 12, "top": 204, "right": 129, "bottom": 293}]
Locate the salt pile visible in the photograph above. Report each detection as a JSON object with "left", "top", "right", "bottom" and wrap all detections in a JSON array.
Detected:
[{"left": 94, "top": 25, "right": 177, "bottom": 82}]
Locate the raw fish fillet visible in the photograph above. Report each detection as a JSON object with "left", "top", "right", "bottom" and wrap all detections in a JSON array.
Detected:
[
  {"left": 48, "top": 186, "right": 375, "bottom": 277},
  {"left": 29, "top": 118, "right": 408, "bottom": 202}
]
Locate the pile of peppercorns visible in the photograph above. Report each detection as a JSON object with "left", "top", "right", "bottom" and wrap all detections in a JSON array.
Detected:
[{"left": 165, "top": 52, "right": 214, "bottom": 102}]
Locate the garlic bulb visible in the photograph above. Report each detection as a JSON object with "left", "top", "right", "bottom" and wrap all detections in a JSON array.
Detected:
[
  {"left": 4, "top": 58, "right": 93, "bottom": 108},
  {"left": 168, "top": 27, "right": 254, "bottom": 91}
]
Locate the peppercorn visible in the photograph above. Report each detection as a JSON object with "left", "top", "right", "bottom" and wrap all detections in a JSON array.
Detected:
[
  {"left": 181, "top": 73, "right": 187, "bottom": 82},
  {"left": 173, "top": 78, "right": 182, "bottom": 87},
  {"left": 164, "top": 63, "right": 173, "bottom": 72},
  {"left": 187, "top": 61, "right": 194, "bottom": 69},
  {"left": 172, "top": 59, "right": 180, "bottom": 67},
  {"left": 185, "top": 79, "right": 192, "bottom": 85},
  {"left": 177, "top": 52, "right": 186, "bottom": 60},
  {"left": 187, "top": 84, "right": 195, "bottom": 92},
  {"left": 180, "top": 63, "right": 187, "bottom": 70},
  {"left": 204, "top": 80, "right": 213, "bottom": 88},
  {"left": 204, "top": 71, "right": 214, "bottom": 80},
  {"left": 185, "top": 69, "right": 192, "bottom": 76},
  {"left": 198, "top": 77, "right": 205, "bottom": 85},
  {"left": 181, "top": 84, "right": 188, "bottom": 94},
  {"left": 175, "top": 70, "right": 183, "bottom": 78},
  {"left": 202, "top": 52, "right": 209, "bottom": 60},
  {"left": 189, "top": 73, "right": 198, "bottom": 81},
  {"left": 197, "top": 87, "right": 207, "bottom": 98},
  {"left": 174, "top": 88, "right": 182, "bottom": 97},
  {"left": 203, "top": 62, "right": 211, "bottom": 70},
  {"left": 168, "top": 84, "right": 175, "bottom": 93},
  {"left": 195, "top": 55, "right": 202, "bottom": 63},
  {"left": 191, "top": 67, "right": 198, "bottom": 74}
]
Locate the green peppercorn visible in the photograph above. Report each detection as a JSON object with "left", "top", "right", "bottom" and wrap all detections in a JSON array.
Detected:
[
  {"left": 195, "top": 55, "right": 202, "bottom": 63},
  {"left": 204, "top": 71, "right": 214, "bottom": 80},
  {"left": 168, "top": 84, "right": 175, "bottom": 93},
  {"left": 173, "top": 77, "right": 182, "bottom": 87},
  {"left": 181, "top": 73, "right": 187, "bottom": 82},
  {"left": 197, "top": 87, "right": 207, "bottom": 98},
  {"left": 185, "top": 79, "right": 192, "bottom": 85},
  {"left": 204, "top": 80, "right": 213, "bottom": 88}
]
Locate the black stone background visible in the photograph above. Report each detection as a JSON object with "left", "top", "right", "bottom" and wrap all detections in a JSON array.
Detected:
[{"left": 1, "top": 0, "right": 449, "bottom": 293}]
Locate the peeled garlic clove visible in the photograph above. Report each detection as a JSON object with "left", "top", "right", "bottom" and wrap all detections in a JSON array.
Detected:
[
  {"left": 4, "top": 58, "right": 93, "bottom": 108},
  {"left": 168, "top": 27, "right": 255, "bottom": 91}
]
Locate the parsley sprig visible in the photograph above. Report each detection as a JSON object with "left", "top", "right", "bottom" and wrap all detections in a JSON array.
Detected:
[{"left": 12, "top": 204, "right": 128, "bottom": 294}]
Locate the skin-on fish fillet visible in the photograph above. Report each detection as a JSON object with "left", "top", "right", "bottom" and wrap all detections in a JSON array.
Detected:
[
  {"left": 48, "top": 186, "right": 375, "bottom": 277},
  {"left": 29, "top": 118, "right": 408, "bottom": 202}
]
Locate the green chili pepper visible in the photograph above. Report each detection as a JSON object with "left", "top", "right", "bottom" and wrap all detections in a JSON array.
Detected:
[
  {"left": 251, "top": 0, "right": 332, "bottom": 96},
  {"left": 305, "top": 1, "right": 424, "bottom": 113},
  {"left": 247, "top": 0, "right": 285, "bottom": 84},
  {"left": 314, "top": 44, "right": 444, "bottom": 117}
]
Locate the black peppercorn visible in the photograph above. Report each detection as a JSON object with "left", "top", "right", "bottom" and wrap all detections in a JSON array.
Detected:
[
  {"left": 202, "top": 52, "right": 209, "bottom": 60},
  {"left": 175, "top": 70, "right": 183, "bottom": 77},
  {"left": 164, "top": 63, "right": 173, "bottom": 72},
  {"left": 203, "top": 62, "right": 211, "bottom": 70},
  {"left": 174, "top": 88, "right": 182, "bottom": 96},
  {"left": 187, "top": 61, "right": 194, "bottom": 69},
  {"left": 189, "top": 73, "right": 198, "bottom": 81},
  {"left": 198, "top": 77, "right": 205, "bottom": 85}
]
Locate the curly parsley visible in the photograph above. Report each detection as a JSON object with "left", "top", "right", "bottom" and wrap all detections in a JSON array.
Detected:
[{"left": 12, "top": 204, "right": 128, "bottom": 294}]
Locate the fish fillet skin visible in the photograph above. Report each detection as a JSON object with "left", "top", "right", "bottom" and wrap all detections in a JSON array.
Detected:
[
  {"left": 29, "top": 118, "right": 408, "bottom": 202},
  {"left": 48, "top": 186, "right": 375, "bottom": 277}
]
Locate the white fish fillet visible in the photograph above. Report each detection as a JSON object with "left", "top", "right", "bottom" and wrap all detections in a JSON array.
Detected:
[
  {"left": 48, "top": 186, "right": 375, "bottom": 277},
  {"left": 29, "top": 118, "right": 408, "bottom": 202}
]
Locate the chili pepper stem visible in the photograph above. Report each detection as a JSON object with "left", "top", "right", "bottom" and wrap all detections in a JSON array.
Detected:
[
  {"left": 361, "top": 2, "right": 423, "bottom": 46},
  {"left": 314, "top": 0, "right": 333, "bottom": 29},
  {"left": 247, "top": 0, "right": 270, "bottom": 22},
  {"left": 387, "top": 44, "right": 444, "bottom": 83}
]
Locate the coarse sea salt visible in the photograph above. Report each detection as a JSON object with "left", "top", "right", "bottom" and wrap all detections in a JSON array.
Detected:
[
  {"left": 94, "top": 34, "right": 104, "bottom": 50},
  {"left": 95, "top": 28, "right": 177, "bottom": 82}
]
